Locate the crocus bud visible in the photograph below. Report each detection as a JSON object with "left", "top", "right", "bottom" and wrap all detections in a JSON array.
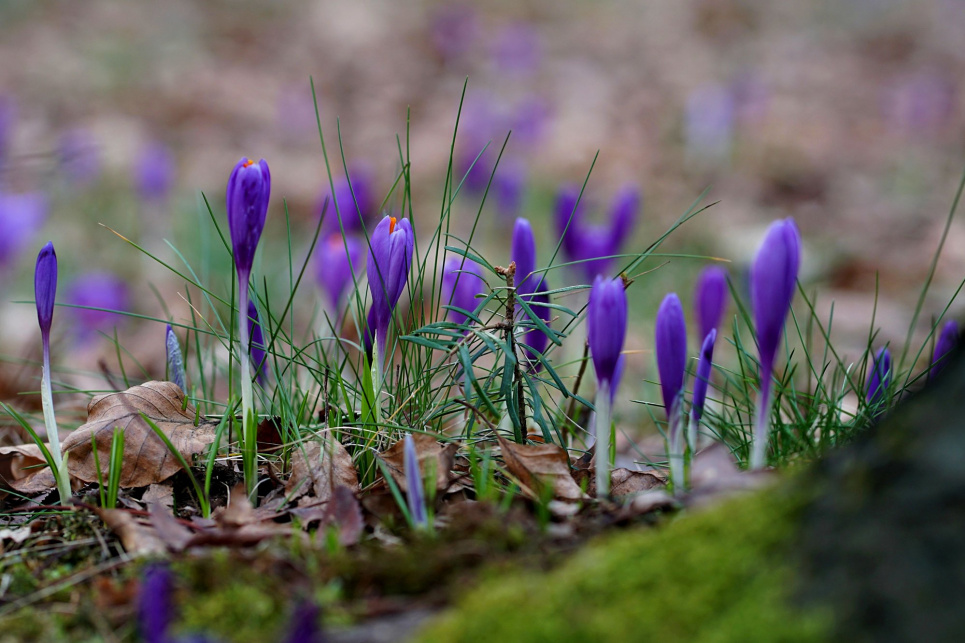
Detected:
[
  {"left": 751, "top": 219, "right": 800, "bottom": 380},
  {"left": 511, "top": 218, "right": 537, "bottom": 299},
  {"left": 139, "top": 563, "right": 174, "bottom": 643},
  {"left": 226, "top": 157, "right": 271, "bottom": 279},
  {"left": 694, "top": 266, "right": 728, "bottom": 341},
  {"left": 441, "top": 256, "right": 485, "bottom": 326},
  {"left": 587, "top": 276, "right": 628, "bottom": 393},
  {"left": 165, "top": 325, "right": 186, "bottom": 393},
  {"left": 867, "top": 347, "right": 892, "bottom": 412},
  {"left": 930, "top": 320, "right": 958, "bottom": 380},
  {"left": 554, "top": 183, "right": 584, "bottom": 261},
  {"left": 35, "top": 241, "right": 57, "bottom": 336},
  {"left": 655, "top": 293, "right": 688, "bottom": 415},
  {"left": 367, "top": 216, "right": 414, "bottom": 368},
  {"left": 318, "top": 233, "right": 363, "bottom": 311},
  {"left": 521, "top": 276, "right": 552, "bottom": 369},
  {"left": 248, "top": 301, "right": 269, "bottom": 387},
  {"left": 135, "top": 141, "right": 175, "bottom": 204},
  {"left": 403, "top": 434, "right": 428, "bottom": 528},
  {"left": 691, "top": 329, "right": 717, "bottom": 426}
]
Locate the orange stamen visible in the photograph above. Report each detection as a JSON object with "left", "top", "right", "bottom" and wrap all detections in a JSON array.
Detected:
[
  {"left": 242, "top": 159, "right": 255, "bottom": 168},
  {"left": 389, "top": 217, "right": 397, "bottom": 234}
]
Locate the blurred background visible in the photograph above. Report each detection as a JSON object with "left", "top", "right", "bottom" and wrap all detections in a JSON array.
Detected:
[{"left": 1, "top": 0, "right": 964, "bottom": 432}]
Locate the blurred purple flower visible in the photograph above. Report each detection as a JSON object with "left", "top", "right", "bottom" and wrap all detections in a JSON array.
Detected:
[
  {"left": 867, "top": 347, "right": 892, "bottom": 412},
  {"left": 67, "top": 272, "right": 129, "bottom": 338},
  {"left": 320, "top": 164, "right": 376, "bottom": 237},
  {"left": 166, "top": 324, "right": 186, "bottom": 392},
  {"left": 429, "top": 5, "right": 479, "bottom": 61},
  {"left": 684, "top": 84, "right": 736, "bottom": 163},
  {"left": 135, "top": 141, "right": 176, "bottom": 205},
  {"left": 587, "top": 276, "right": 627, "bottom": 395},
  {"left": 882, "top": 70, "right": 956, "bottom": 137},
  {"left": 317, "top": 233, "right": 364, "bottom": 311},
  {"left": 491, "top": 159, "right": 526, "bottom": 221},
  {"left": 139, "top": 563, "right": 174, "bottom": 643},
  {"left": 510, "top": 96, "right": 550, "bottom": 149},
  {"left": 694, "top": 266, "right": 728, "bottom": 341},
  {"left": 511, "top": 218, "right": 538, "bottom": 300},
  {"left": 691, "top": 329, "right": 717, "bottom": 429},
  {"left": 0, "top": 191, "right": 47, "bottom": 271},
  {"left": 367, "top": 215, "right": 414, "bottom": 367},
  {"left": 441, "top": 256, "right": 485, "bottom": 327},
  {"left": 490, "top": 22, "right": 542, "bottom": 75},
  {"left": 521, "top": 276, "right": 552, "bottom": 370},
  {"left": 930, "top": 319, "right": 959, "bottom": 380},
  {"left": 0, "top": 95, "right": 15, "bottom": 166},
  {"left": 404, "top": 434, "right": 428, "bottom": 528},
  {"left": 283, "top": 602, "right": 325, "bottom": 643},
  {"left": 248, "top": 300, "right": 270, "bottom": 387},
  {"left": 58, "top": 128, "right": 101, "bottom": 186},
  {"left": 227, "top": 158, "right": 271, "bottom": 282},
  {"left": 554, "top": 183, "right": 585, "bottom": 261}
]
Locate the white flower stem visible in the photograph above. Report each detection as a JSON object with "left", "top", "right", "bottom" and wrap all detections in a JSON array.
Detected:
[
  {"left": 41, "top": 339, "right": 71, "bottom": 504},
  {"left": 238, "top": 286, "right": 256, "bottom": 496},
  {"left": 668, "top": 398, "right": 685, "bottom": 494},
  {"left": 372, "top": 330, "right": 384, "bottom": 426},
  {"left": 750, "top": 376, "right": 773, "bottom": 471},
  {"left": 594, "top": 381, "right": 611, "bottom": 499}
]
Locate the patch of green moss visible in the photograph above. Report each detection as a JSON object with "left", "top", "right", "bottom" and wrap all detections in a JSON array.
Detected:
[{"left": 416, "top": 488, "right": 832, "bottom": 643}]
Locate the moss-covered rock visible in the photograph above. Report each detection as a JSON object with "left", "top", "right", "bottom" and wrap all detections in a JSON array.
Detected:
[{"left": 416, "top": 487, "right": 831, "bottom": 643}]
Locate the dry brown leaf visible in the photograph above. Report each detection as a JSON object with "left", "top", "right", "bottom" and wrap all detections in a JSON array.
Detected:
[
  {"left": 285, "top": 436, "right": 358, "bottom": 503},
  {"left": 141, "top": 482, "right": 175, "bottom": 510},
  {"left": 380, "top": 433, "right": 456, "bottom": 493},
  {"left": 189, "top": 487, "right": 294, "bottom": 547},
  {"left": 62, "top": 381, "right": 217, "bottom": 488},
  {"left": 0, "top": 443, "right": 56, "bottom": 494},
  {"left": 325, "top": 485, "right": 364, "bottom": 546},
  {"left": 147, "top": 502, "right": 193, "bottom": 551},
  {"left": 497, "top": 435, "right": 585, "bottom": 501},
  {"left": 610, "top": 468, "right": 666, "bottom": 497},
  {"left": 95, "top": 507, "right": 167, "bottom": 555}
]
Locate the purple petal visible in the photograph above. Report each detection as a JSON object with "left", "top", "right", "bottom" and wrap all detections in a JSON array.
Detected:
[
  {"left": 135, "top": 141, "right": 176, "bottom": 204},
  {"left": 694, "top": 266, "right": 728, "bottom": 341},
  {"left": 867, "top": 347, "right": 892, "bottom": 410},
  {"left": 930, "top": 319, "right": 959, "bottom": 380},
  {"left": 318, "top": 234, "right": 363, "bottom": 310},
  {"left": 587, "top": 276, "right": 628, "bottom": 389},
  {"left": 404, "top": 435, "right": 428, "bottom": 527},
  {"left": 521, "top": 276, "right": 552, "bottom": 369},
  {"left": 247, "top": 300, "right": 270, "bottom": 387},
  {"left": 367, "top": 216, "right": 413, "bottom": 338},
  {"left": 656, "top": 293, "right": 688, "bottom": 416},
  {"left": 441, "top": 257, "right": 485, "bottom": 327},
  {"left": 691, "top": 329, "right": 717, "bottom": 424},
  {"left": 67, "top": 272, "right": 129, "bottom": 336},
  {"left": 226, "top": 157, "right": 271, "bottom": 277},
  {"left": 139, "top": 563, "right": 174, "bottom": 643},
  {"left": 511, "top": 218, "right": 537, "bottom": 298},
  {"left": 751, "top": 218, "right": 800, "bottom": 378},
  {"left": 34, "top": 241, "right": 57, "bottom": 336}
]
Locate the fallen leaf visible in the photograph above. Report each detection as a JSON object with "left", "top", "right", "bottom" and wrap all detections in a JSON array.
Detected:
[
  {"left": 623, "top": 489, "right": 678, "bottom": 516},
  {"left": 497, "top": 436, "right": 585, "bottom": 501},
  {"left": 324, "top": 484, "right": 364, "bottom": 546},
  {"left": 141, "top": 482, "right": 175, "bottom": 510},
  {"left": 95, "top": 507, "right": 166, "bottom": 555},
  {"left": 62, "top": 381, "right": 218, "bottom": 488},
  {"left": 380, "top": 433, "right": 456, "bottom": 493},
  {"left": 188, "top": 487, "right": 294, "bottom": 547},
  {"left": 610, "top": 468, "right": 666, "bottom": 497},
  {"left": 147, "top": 502, "right": 193, "bottom": 551},
  {"left": 285, "top": 436, "right": 358, "bottom": 503},
  {"left": 0, "top": 443, "right": 56, "bottom": 494},
  {"left": 0, "top": 526, "right": 33, "bottom": 545}
]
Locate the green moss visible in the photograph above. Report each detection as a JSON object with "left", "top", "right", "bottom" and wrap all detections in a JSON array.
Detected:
[{"left": 416, "top": 488, "right": 832, "bottom": 643}]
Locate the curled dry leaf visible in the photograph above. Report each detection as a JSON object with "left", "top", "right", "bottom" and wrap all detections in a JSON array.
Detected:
[
  {"left": 610, "top": 468, "right": 666, "bottom": 497},
  {"left": 380, "top": 432, "right": 456, "bottom": 493},
  {"left": 326, "top": 485, "right": 364, "bottom": 546},
  {"left": 497, "top": 435, "right": 585, "bottom": 502},
  {"left": 95, "top": 507, "right": 167, "bottom": 555},
  {"left": 0, "top": 443, "right": 55, "bottom": 494},
  {"left": 285, "top": 435, "right": 359, "bottom": 503},
  {"left": 62, "top": 381, "right": 217, "bottom": 488}
]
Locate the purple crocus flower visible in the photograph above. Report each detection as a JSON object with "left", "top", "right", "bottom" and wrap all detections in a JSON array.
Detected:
[
  {"left": 283, "top": 602, "right": 324, "bottom": 643},
  {"left": 35, "top": 241, "right": 57, "bottom": 345},
  {"left": 66, "top": 272, "right": 129, "bottom": 340},
  {"left": 317, "top": 233, "right": 364, "bottom": 311},
  {"left": 867, "top": 347, "right": 892, "bottom": 414},
  {"left": 58, "top": 128, "right": 101, "bottom": 186},
  {"left": 367, "top": 215, "right": 414, "bottom": 371},
  {"left": 248, "top": 300, "right": 270, "bottom": 387},
  {"left": 491, "top": 160, "right": 525, "bottom": 221},
  {"left": 749, "top": 218, "right": 801, "bottom": 469},
  {"left": 166, "top": 324, "right": 187, "bottom": 393},
  {"left": 694, "top": 266, "right": 728, "bottom": 341},
  {"left": 139, "top": 563, "right": 174, "bottom": 643},
  {"left": 511, "top": 218, "right": 537, "bottom": 299},
  {"left": 656, "top": 293, "right": 688, "bottom": 490},
  {"left": 521, "top": 276, "right": 552, "bottom": 370},
  {"left": 587, "top": 276, "right": 627, "bottom": 498},
  {"left": 321, "top": 165, "right": 375, "bottom": 237},
  {"left": 930, "top": 320, "right": 958, "bottom": 380},
  {"left": 404, "top": 434, "right": 428, "bottom": 528},
  {"left": 135, "top": 141, "right": 176, "bottom": 205},
  {"left": 510, "top": 96, "right": 550, "bottom": 149},
  {"left": 689, "top": 329, "right": 717, "bottom": 452},
  {"left": 0, "top": 191, "right": 47, "bottom": 271},
  {"left": 441, "top": 256, "right": 485, "bottom": 327},
  {"left": 227, "top": 158, "right": 271, "bottom": 282},
  {"left": 554, "top": 183, "right": 585, "bottom": 262}
]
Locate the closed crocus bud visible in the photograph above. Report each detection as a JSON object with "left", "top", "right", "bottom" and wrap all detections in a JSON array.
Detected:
[
  {"left": 226, "top": 158, "right": 271, "bottom": 279},
  {"left": 656, "top": 293, "right": 688, "bottom": 416},
  {"left": 247, "top": 301, "right": 269, "bottom": 387},
  {"left": 930, "top": 320, "right": 958, "bottom": 380},
  {"left": 318, "top": 233, "right": 363, "bottom": 311},
  {"left": 165, "top": 325, "right": 186, "bottom": 393},
  {"left": 35, "top": 241, "right": 57, "bottom": 337},
  {"left": 751, "top": 219, "right": 800, "bottom": 378},
  {"left": 691, "top": 329, "right": 717, "bottom": 427},
  {"left": 135, "top": 141, "right": 175, "bottom": 204},
  {"left": 367, "top": 216, "right": 414, "bottom": 369},
  {"left": 554, "top": 183, "right": 584, "bottom": 261},
  {"left": 867, "top": 347, "right": 892, "bottom": 412},
  {"left": 441, "top": 256, "right": 485, "bottom": 326},
  {"left": 511, "top": 218, "right": 537, "bottom": 298},
  {"left": 587, "top": 276, "right": 628, "bottom": 393},
  {"left": 521, "top": 276, "right": 552, "bottom": 369},
  {"left": 404, "top": 434, "right": 428, "bottom": 528},
  {"left": 694, "top": 266, "right": 728, "bottom": 341}
]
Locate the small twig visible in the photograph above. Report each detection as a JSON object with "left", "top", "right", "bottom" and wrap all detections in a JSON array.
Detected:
[
  {"left": 495, "top": 263, "right": 527, "bottom": 442},
  {"left": 452, "top": 398, "right": 498, "bottom": 432}
]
